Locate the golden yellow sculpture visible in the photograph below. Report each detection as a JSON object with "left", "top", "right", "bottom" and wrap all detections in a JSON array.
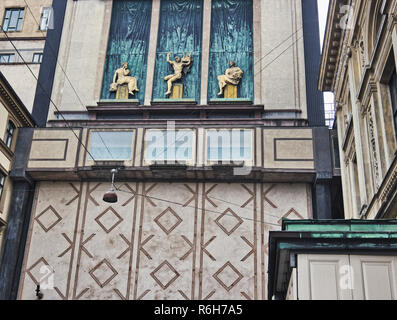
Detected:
[
  {"left": 164, "top": 52, "right": 193, "bottom": 97},
  {"left": 217, "top": 61, "right": 244, "bottom": 97},
  {"left": 110, "top": 62, "right": 139, "bottom": 98}
]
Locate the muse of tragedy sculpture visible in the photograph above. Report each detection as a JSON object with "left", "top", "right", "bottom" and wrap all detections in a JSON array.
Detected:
[
  {"left": 217, "top": 61, "right": 244, "bottom": 97},
  {"left": 164, "top": 52, "right": 193, "bottom": 97},
  {"left": 110, "top": 62, "right": 139, "bottom": 98}
]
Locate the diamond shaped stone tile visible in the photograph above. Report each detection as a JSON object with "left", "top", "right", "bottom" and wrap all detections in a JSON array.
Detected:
[
  {"left": 213, "top": 261, "right": 244, "bottom": 292},
  {"left": 89, "top": 259, "right": 118, "bottom": 288},
  {"left": 150, "top": 260, "right": 180, "bottom": 290},
  {"left": 95, "top": 207, "right": 123, "bottom": 234},
  {"left": 154, "top": 207, "right": 183, "bottom": 235},
  {"left": 26, "top": 257, "right": 50, "bottom": 285},
  {"left": 35, "top": 206, "right": 62, "bottom": 233},
  {"left": 215, "top": 208, "right": 243, "bottom": 236}
]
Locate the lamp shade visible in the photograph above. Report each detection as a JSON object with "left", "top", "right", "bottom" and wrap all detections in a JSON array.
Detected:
[{"left": 103, "top": 189, "right": 118, "bottom": 203}]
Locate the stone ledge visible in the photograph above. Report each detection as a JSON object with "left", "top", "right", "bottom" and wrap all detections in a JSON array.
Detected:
[
  {"left": 209, "top": 98, "right": 253, "bottom": 104},
  {"left": 151, "top": 99, "right": 197, "bottom": 105},
  {"left": 98, "top": 99, "right": 140, "bottom": 105}
]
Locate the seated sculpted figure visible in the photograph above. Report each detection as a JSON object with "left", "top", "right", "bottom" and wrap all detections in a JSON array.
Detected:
[
  {"left": 164, "top": 52, "right": 193, "bottom": 96},
  {"left": 110, "top": 62, "right": 139, "bottom": 96},
  {"left": 217, "top": 61, "right": 244, "bottom": 96}
]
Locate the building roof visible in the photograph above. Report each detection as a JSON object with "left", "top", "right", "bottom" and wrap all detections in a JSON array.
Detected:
[
  {"left": 318, "top": 0, "right": 349, "bottom": 92},
  {"left": 267, "top": 219, "right": 397, "bottom": 300}
]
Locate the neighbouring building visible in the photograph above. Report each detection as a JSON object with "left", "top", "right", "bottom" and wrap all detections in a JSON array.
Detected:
[
  {"left": 0, "top": 0, "right": 53, "bottom": 112},
  {"left": 265, "top": 0, "right": 397, "bottom": 301},
  {"left": 319, "top": 0, "right": 397, "bottom": 219},
  {"left": 0, "top": 71, "right": 35, "bottom": 263},
  {"left": 0, "top": 0, "right": 341, "bottom": 300},
  {"left": 268, "top": 219, "right": 397, "bottom": 300}
]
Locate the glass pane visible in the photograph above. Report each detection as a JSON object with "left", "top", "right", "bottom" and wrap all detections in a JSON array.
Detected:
[
  {"left": 2, "top": 18, "right": 9, "bottom": 31},
  {"left": 145, "top": 130, "right": 193, "bottom": 162},
  {"left": 17, "top": 17, "right": 23, "bottom": 31},
  {"left": 8, "top": 54, "right": 14, "bottom": 62},
  {"left": 208, "top": 130, "right": 252, "bottom": 161},
  {"left": 40, "top": 8, "right": 50, "bottom": 30},
  {"left": 9, "top": 10, "right": 19, "bottom": 29},
  {"left": 5, "top": 10, "right": 11, "bottom": 19},
  {"left": 89, "top": 131, "right": 133, "bottom": 161}
]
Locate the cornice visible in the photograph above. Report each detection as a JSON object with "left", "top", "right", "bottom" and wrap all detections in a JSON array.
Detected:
[
  {"left": 0, "top": 73, "right": 35, "bottom": 128},
  {"left": 318, "top": 0, "right": 349, "bottom": 92}
]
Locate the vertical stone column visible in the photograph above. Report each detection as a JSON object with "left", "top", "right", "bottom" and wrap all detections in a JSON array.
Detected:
[
  {"left": 144, "top": 0, "right": 161, "bottom": 106},
  {"left": 0, "top": 128, "right": 35, "bottom": 300},
  {"left": 199, "top": 0, "right": 212, "bottom": 105},
  {"left": 347, "top": 62, "right": 368, "bottom": 207},
  {"left": 392, "top": 24, "right": 397, "bottom": 70},
  {"left": 336, "top": 107, "right": 352, "bottom": 219},
  {"left": 312, "top": 127, "right": 333, "bottom": 220}
]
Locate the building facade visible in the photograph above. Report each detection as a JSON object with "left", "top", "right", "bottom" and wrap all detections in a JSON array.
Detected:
[
  {"left": 0, "top": 72, "right": 35, "bottom": 262},
  {"left": 0, "top": 0, "right": 338, "bottom": 300},
  {"left": 319, "top": 0, "right": 397, "bottom": 219},
  {"left": 0, "top": 0, "right": 53, "bottom": 112}
]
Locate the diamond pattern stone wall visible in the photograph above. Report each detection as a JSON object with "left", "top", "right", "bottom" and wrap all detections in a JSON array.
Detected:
[{"left": 18, "top": 182, "right": 311, "bottom": 300}]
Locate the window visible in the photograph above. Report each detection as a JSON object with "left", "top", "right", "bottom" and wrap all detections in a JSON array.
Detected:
[
  {"left": 89, "top": 131, "right": 133, "bottom": 161},
  {"left": 207, "top": 129, "right": 252, "bottom": 162},
  {"left": 332, "top": 135, "right": 341, "bottom": 169},
  {"left": 145, "top": 130, "right": 194, "bottom": 163},
  {"left": 0, "top": 172, "right": 5, "bottom": 203},
  {"left": 4, "top": 121, "right": 15, "bottom": 149},
  {"left": 0, "top": 54, "right": 15, "bottom": 63},
  {"left": 2, "top": 8, "right": 24, "bottom": 32},
  {"left": 389, "top": 69, "right": 397, "bottom": 142},
  {"left": 32, "top": 53, "right": 43, "bottom": 63},
  {"left": 39, "top": 7, "right": 52, "bottom": 31}
]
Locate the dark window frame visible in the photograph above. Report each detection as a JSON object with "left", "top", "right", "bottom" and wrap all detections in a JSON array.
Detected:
[
  {"left": 4, "top": 121, "right": 16, "bottom": 149},
  {"left": 0, "top": 171, "right": 5, "bottom": 203},
  {"left": 2, "top": 8, "right": 25, "bottom": 32},
  {"left": 39, "top": 7, "right": 51, "bottom": 31},
  {"left": 0, "top": 53, "right": 15, "bottom": 63},
  {"left": 32, "top": 52, "right": 43, "bottom": 63}
]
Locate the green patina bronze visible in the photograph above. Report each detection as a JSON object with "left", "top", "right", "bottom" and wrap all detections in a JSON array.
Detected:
[
  {"left": 208, "top": 0, "right": 253, "bottom": 101},
  {"left": 101, "top": 0, "right": 152, "bottom": 105},
  {"left": 152, "top": 0, "right": 204, "bottom": 102}
]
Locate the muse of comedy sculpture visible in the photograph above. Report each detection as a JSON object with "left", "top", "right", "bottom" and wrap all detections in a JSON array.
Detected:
[
  {"left": 164, "top": 52, "right": 193, "bottom": 98},
  {"left": 217, "top": 61, "right": 244, "bottom": 98},
  {"left": 110, "top": 62, "right": 139, "bottom": 98}
]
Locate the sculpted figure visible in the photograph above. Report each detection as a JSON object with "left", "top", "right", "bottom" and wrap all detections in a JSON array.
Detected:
[
  {"left": 164, "top": 52, "right": 193, "bottom": 96},
  {"left": 110, "top": 62, "right": 139, "bottom": 96},
  {"left": 217, "top": 61, "right": 244, "bottom": 96}
]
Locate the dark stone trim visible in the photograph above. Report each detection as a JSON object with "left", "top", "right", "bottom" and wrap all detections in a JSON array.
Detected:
[
  {"left": 301, "top": 0, "right": 326, "bottom": 127},
  {"left": 312, "top": 127, "right": 333, "bottom": 219},
  {"left": 0, "top": 128, "right": 35, "bottom": 299},
  {"left": 31, "top": 0, "right": 68, "bottom": 127}
]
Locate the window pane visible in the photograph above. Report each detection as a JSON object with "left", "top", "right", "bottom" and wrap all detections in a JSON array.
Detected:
[
  {"left": 208, "top": 130, "right": 252, "bottom": 161},
  {"left": 145, "top": 130, "right": 193, "bottom": 162},
  {"left": 89, "top": 131, "right": 133, "bottom": 161},
  {"left": 33, "top": 53, "right": 42, "bottom": 63},
  {"left": 17, "top": 17, "right": 23, "bottom": 31},
  {"left": 40, "top": 8, "right": 50, "bottom": 30},
  {"left": 5, "top": 121, "right": 15, "bottom": 148},
  {"left": 0, "top": 173, "right": 5, "bottom": 200},
  {"left": 9, "top": 10, "right": 19, "bottom": 29}
]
